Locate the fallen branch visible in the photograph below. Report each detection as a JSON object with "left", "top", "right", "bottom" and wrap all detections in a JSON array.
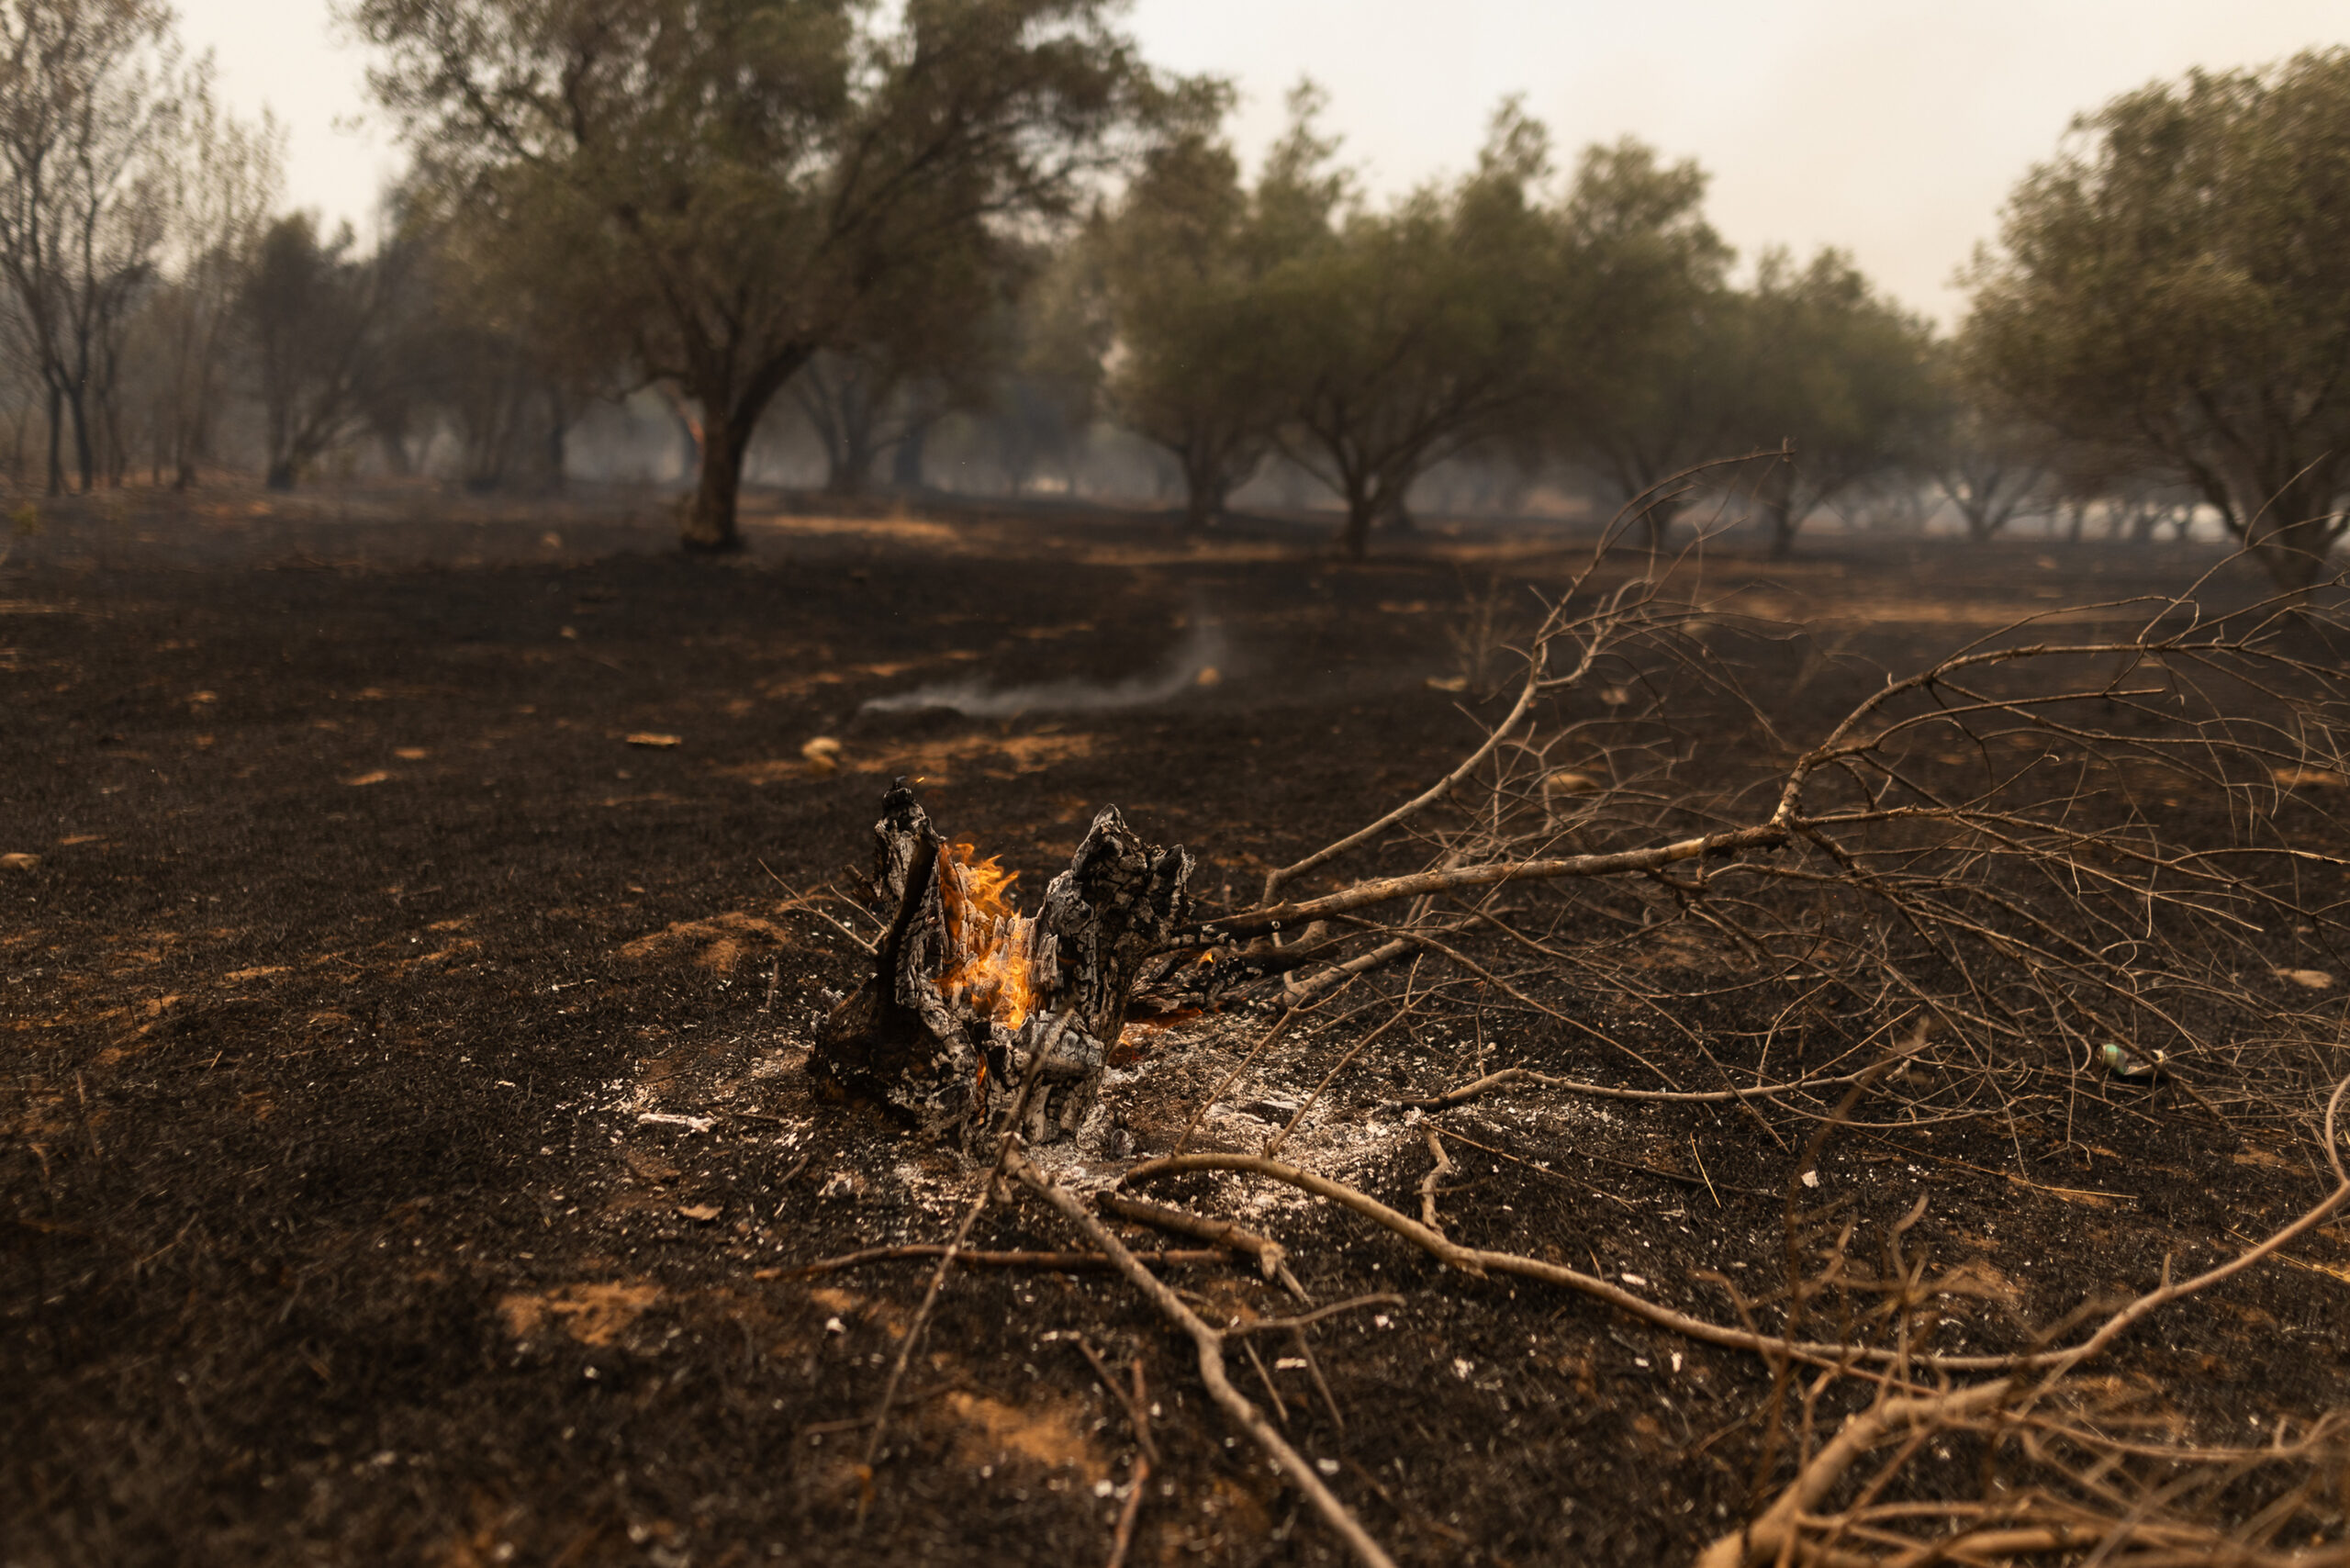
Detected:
[
  {"left": 1009, "top": 1154, "right": 1398, "bottom": 1568},
  {"left": 1418, "top": 1127, "right": 1453, "bottom": 1238},
  {"left": 1121, "top": 1150, "right": 2300, "bottom": 1376},
  {"left": 1692, "top": 1074, "right": 2350, "bottom": 1568},
  {"left": 1209, "top": 823, "right": 1794, "bottom": 940},
  {"left": 856, "top": 1012, "right": 1074, "bottom": 1511},
  {"left": 1097, "top": 1191, "right": 1294, "bottom": 1286},
  {"left": 1225, "top": 1294, "right": 1405, "bottom": 1337},
  {"left": 795, "top": 1244, "right": 1228, "bottom": 1277},
  {"left": 1399, "top": 1063, "right": 1886, "bottom": 1110}
]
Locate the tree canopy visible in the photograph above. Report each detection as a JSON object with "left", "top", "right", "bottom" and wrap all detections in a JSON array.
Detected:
[
  {"left": 1072, "top": 83, "right": 1308, "bottom": 530},
  {"left": 1732, "top": 247, "right": 1939, "bottom": 556},
  {"left": 1964, "top": 48, "right": 2350, "bottom": 590},
  {"left": 348, "top": 0, "right": 1192, "bottom": 548}
]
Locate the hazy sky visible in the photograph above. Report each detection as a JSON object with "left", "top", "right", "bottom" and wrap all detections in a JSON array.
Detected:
[{"left": 176, "top": 0, "right": 2348, "bottom": 327}]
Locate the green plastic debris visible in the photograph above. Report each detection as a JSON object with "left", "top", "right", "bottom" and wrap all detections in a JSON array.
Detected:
[{"left": 2098, "top": 1043, "right": 2166, "bottom": 1082}]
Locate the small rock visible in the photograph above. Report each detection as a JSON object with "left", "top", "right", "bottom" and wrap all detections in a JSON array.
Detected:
[
  {"left": 677, "top": 1204, "right": 721, "bottom": 1223},
  {"left": 0, "top": 852, "right": 38, "bottom": 870},
  {"left": 2275, "top": 968, "right": 2334, "bottom": 991}
]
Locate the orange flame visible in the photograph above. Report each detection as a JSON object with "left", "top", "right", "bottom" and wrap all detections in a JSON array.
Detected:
[{"left": 935, "top": 841, "right": 1038, "bottom": 1030}]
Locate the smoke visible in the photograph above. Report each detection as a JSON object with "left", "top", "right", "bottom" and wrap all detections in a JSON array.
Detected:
[{"left": 861, "top": 620, "right": 1227, "bottom": 719}]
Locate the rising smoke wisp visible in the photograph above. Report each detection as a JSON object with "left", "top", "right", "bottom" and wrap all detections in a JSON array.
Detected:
[{"left": 860, "top": 621, "right": 1227, "bottom": 719}]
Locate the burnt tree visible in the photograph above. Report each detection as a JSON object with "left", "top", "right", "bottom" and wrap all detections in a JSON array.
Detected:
[{"left": 811, "top": 786, "right": 1189, "bottom": 1148}]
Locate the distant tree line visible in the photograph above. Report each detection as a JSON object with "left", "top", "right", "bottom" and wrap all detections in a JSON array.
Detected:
[{"left": 5, "top": 1, "right": 2345, "bottom": 591}]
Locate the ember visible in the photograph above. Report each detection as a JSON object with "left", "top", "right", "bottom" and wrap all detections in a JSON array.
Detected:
[
  {"left": 934, "top": 842, "right": 1039, "bottom": 1028},
  {"left": 811, "top": 786, "right": 1191, "bottom": 1145}
]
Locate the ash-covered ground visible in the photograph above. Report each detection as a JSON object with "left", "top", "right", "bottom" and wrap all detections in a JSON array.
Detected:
[{"left": 6, "top": 487, "right": 2348, "bottom": 1566}]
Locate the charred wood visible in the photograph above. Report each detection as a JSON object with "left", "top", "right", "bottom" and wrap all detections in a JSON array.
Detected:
[{"left": 810, "top": 783, "right": 1189, "bottom": 1148}]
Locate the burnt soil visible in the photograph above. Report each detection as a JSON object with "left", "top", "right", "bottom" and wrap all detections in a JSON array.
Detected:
[{"left": 6, "top": 487, "right": 2350, "bottom": 1566}]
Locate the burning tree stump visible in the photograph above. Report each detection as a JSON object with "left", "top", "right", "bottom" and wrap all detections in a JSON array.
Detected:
[{"left": 811, "top": 784, "right": 1191, "bottom": 1148}]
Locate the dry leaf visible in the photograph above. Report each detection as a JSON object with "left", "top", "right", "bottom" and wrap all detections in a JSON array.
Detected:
[
  {"left": 1544, "top": 770, "right": 1598, "bottom": 796},
  {"left": 625, "top": 733, "right": 681, "bottom": 749},
  {"left": 2275, "top": 968, "right": 2334, "bottom": 990},
  {"left": 2275, "top": 767, "right": 2347, "bottom": 789},
  {"left": 393, "top": 746, "right": 428, "bottom": 761},
  {"left": 677, "top": 1204, "right": 721, "bottom": 1223},
  {"left": 1424, "top": 675, "right": 1468, "bottom": 692},
  {"left": 800, "top": 735, "right": 842, "bottom": 775},
  {"left": 344, "top": 770, "right": 390, "bottom": 787},
  {"left": 0, "top": 851, "right": 38, "bottom": 870}
]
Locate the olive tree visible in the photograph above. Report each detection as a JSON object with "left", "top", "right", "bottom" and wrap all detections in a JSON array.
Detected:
[
  {"left": 1733, "top": 247, "right": 1938, "bottom": 558},
  {"left": 1550, "top": 139, "right": 1736, "bottom": 551},
  {"left": 351, "top": 0, "right": 1186, "bottom": 552},
  {"left": 1077, "top": 84, "right": 1332, "bottom": 530},
  {"left": 1263, "top": 99, "right": 1570, "bottom": 558},
  {"left": 238, "top": 213, "right": 408, "bottom": 489},
  {"left": 1965, "top": 49, "right": 2350, "bottom": 591}
]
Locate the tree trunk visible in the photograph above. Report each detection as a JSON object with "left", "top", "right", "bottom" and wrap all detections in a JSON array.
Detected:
[
  {"left": 535, "top": 386, "right": 565, "bottom": 490},
  {"left": 265, "top": 458, "right": 296, "bottom": 490},
  {"left": 66, "top": 381, "right": 93, "bottom": 494},
  {"left": 1338, "top": 488, "right": 1376, "bottom": 558},
  {"left": 825, "top": 420, "right": 878, "bottom": 496},
  {"left": 811, "top": 786, "right": 1191, "bottom": 1148},
  {"left": 1181, "top": 449, "right": 1225, "bottom": 531},
  {"left": 891, "top": 420, "right": 929, "bottom": 489},
  {"left": 1631, "top": 493, "right": 1680, "bottom": 554},
  {"left": 683, "top": 407, "right": 747, "bottom": 551},
  {"left": 44, "top": 380, "right": 62, "bottom": 498},
  {"left": 2237, "top": 469, "right": 2344, "bottom": 596}
]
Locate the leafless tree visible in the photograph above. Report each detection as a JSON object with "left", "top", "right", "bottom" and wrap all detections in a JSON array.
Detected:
[
  {"left": 142, "top": 76, "right": 278, "bottom": 488},
  {"left": 0, "top": 0, "right": 185, "bottom": 495}
]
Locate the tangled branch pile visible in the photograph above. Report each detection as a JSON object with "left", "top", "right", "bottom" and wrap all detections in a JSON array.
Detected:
[{"left": 816, "top": 485, "right": 2350, "bottom": 1565}]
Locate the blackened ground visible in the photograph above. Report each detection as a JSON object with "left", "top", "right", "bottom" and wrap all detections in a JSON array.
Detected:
[{"left": 5, "top": 485, "right": 2348, "bottom": 1566}]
